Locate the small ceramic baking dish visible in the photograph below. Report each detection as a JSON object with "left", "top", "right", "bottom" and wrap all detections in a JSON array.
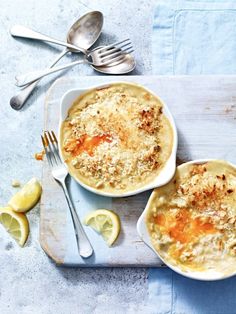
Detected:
[{"left": 58, "top": 82, "right": 178, "bottom": 197}]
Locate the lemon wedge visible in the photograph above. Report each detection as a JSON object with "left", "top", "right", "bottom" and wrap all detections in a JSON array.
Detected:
[
  {"left": 84, "top": 209, "right": 120, "bottom": 246},
  {"left": 0, "top": 206, "right": 29, "bottom": 246},
  {"left": 8, "top": 178, "right": 42, "bottom": 213}
]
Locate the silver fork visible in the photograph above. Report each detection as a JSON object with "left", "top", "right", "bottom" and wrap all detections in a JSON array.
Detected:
[
  {"left": 41, "top": 131, "right": 93, "bottom": 258},
  {"left": 15, "top": 39, "right": 134, "bottom": 87}
]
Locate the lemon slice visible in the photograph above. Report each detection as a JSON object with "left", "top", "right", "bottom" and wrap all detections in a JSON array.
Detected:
[
  {"left": 8, "top": 178, "right": 42, "bottom": 213},
  {"left": 0, "top": 206, "right": 29, "bottom": 246},
  {"left": 84, "top": 209, "right": 120, "bottom": 246}
]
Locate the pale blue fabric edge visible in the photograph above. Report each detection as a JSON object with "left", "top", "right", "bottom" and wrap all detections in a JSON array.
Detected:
[{"left": 152, "top": 2, "right": 175, "bottom": 75}]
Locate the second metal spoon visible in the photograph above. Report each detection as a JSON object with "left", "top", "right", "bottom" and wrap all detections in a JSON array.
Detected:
[{"left": 10, "top": 11, "right": 103, "bottom": 110}]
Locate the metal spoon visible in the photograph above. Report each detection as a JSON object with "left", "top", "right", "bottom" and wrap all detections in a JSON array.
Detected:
[
  {"left": 10, "top": 11, "right": 103, "bottom": 110},
  {"left": 15, "top": 40, "right": 134, "bottom": 87}
]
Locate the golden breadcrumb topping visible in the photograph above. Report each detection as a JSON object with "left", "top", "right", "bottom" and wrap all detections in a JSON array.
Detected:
[
  {"left": 147, "top": 161, "right": 236, "bottom": 275},
  {"left": 60, "top": 83, "right": 173, "bottom": 193}
]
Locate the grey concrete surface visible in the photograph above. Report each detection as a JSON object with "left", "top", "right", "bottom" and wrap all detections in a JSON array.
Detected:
[{"left": 0, "top": 1, "right": 157, "bottom": 313}]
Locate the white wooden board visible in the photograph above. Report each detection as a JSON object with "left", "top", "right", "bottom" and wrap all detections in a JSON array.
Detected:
[{"left": 40, "top": 75, "right": 236, "bottom": 266}]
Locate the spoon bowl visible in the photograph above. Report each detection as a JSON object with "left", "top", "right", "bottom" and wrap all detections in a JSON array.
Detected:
[
  {"left": 92, "top": 50, "right": 136, "bottom": 74},
  {"left": 67, "top": 11, "right": 103, "bottom": 51}
]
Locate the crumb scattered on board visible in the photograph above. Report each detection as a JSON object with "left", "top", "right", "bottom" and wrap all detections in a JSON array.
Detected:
[
  {"left": 35, "top": 150, "right": 45, "bottom": 161},
  {"left": 11, "top": 179, "right": 21, "bottom": 187},
  {"left": 224, "top": 105, "right": 236, "bottom": 114}
]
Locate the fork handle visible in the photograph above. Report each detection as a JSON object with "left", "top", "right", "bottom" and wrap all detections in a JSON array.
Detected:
[
  {"left": 15, "top": 59, "right": 85, "bottom": 87},
  {"left": 61, "top": 181, "right": 93, "bottom": 258}
]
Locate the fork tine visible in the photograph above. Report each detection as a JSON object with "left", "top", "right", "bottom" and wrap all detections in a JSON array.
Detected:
[
  {"left": 41, "top": 134, "right": 47, "bottom": 147},
  {"left": 46, "top": 131, "right": 54, "bottom": 143},
  {"left": 96, "top": 38, "right": 130, "bottom": 54},
  {"left": 101, "top": 46, "right": 133, "bottom": 62},
  {"left": 100, "top": 47, "right": 134, "bottom": 66},
  {"left": 44, "top": 131, "right": 58, "bottom": 165},
  {"left": 99, "top": 42, "right": 132, "bottom": 58},
  {"left": 47, "top": 131, "right": 62, "bottom": 163},
  {"left": 41, "top": 135, "right": 53, "bottom": 167},
  {"left": 101, "top": 51, "right": 129, "bottom": 64},
  {"left": 51, "top": 131, "right": 58, "bottom": 143},
  {"left": 43, "top": 132, "right": 49, "bottom": 146},
  {"left": 100, "top": 54, "right": 127, "bottom": 66},
  {"left": 123, "top": 48, "right": 134, "bottom": 54}
]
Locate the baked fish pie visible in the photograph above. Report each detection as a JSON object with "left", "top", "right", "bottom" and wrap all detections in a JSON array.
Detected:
[
  {"left": 60, "top": 82, "right": 175, "bottom": 195},
  {"left": 146, "top": 160, "right": 236, "bottom": 279}
]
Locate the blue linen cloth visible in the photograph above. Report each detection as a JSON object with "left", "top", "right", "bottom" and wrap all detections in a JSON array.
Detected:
[
  {"left": 152, "top": 0, "right": 236, "bottom": 75},
  {"left": 150, "top": 1, "right": 236, "bottom": 313}
]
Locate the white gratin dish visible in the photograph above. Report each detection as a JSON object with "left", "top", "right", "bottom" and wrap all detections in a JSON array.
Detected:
[
  {"left": 137, "top": 159, "right": 236, "bottom": 281},
  {"left": 58, "top": 81, "right": 178, "bottom": 197}
]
